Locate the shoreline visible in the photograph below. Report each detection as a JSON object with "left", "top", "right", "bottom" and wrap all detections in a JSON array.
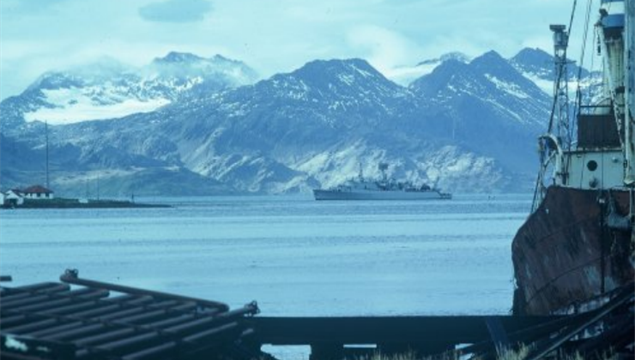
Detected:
[{"left": 1, "top": 197, "right": 171, "bottom": 209}]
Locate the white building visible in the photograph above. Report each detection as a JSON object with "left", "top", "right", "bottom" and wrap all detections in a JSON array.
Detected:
[
  {"left": 22, "top": 185, "right": 55, "bottom": 200},
  {"left": 5, "top": 190, "right": 25, "bottom": 207}
]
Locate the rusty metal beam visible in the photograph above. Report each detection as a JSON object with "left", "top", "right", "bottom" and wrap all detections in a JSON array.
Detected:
[
  {"left": 9, "top": 289, "right": 109, "bottom": 313},
  {"left": 136, "top": 314, "right": 195, "bottom": 329},
  {"left": 3, "top": 318, "right": 61, "bottom": 335},
  {"left": 95, "top": 307, "right": 145, "bottom": 321},
  {"left": 109, "top": 303, "right": 198, "bottom": 326},
  {"left": 1, "top": 284, "right": 72, "bottom": 307},
  {"left": 86, "top": 308, "right": 253, "bottom": 355},
  {"left": 75, "top": 327, "right": 138, "bottom": 347},
  {"left": 65, "top": 304, "right": 123, "bottom": 319},
  {"left": 0, "top": 314, "right": 30, "bottom": 327},
  {"left": 120, "top": 342, "right": 177, "bottom": 360},
  {"left": 120, "top": 296, "right": 154, "bottom": 306},
  {"left": 54, "top": 310, "right": 197, "bottom": 346},
  {"left": 1, "top": 282, "right": 65, "bottom": 297},
  {"left": 60, "top": 269, "right": 229, "bottom": 312},
  {"left": 182, "top": 321, "right": 239, "bottom": 343},
  {"left": 39, "top": 299, "right": 104, "bottom": 316},
  {"left": 28, "top": 321, "right": 86, "bottom": 338},
  {"left": 44, "top": 323, "right": 106, "bottom": 342}
]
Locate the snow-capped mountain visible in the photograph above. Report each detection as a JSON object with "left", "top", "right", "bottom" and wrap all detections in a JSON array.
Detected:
[
  {"left": 0, "top": 52, "right": 258, "bottom": 130},
  {"left": 1, "top": 48, "right": 571, "bottom": 196},
  {"left": 510, "top": 47, "right": 604, "bottom": 106},
  {"left": 511, "top": 47, "right": 590, "bottom": 85},
  {"left": 410, "top": 51, "right": 550, "bottom": 176},
  {"left": 388, "top": 52, "right": 471, "bottom": 86}
]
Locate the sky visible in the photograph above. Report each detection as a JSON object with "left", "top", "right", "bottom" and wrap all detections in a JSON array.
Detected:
[{"left": 0, "top": 0, "right": 588, "bottom": 100}]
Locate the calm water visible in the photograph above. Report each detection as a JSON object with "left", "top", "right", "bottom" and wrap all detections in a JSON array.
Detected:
[{"left": 0, "top": 194, "right": 530, "bottom": 316}]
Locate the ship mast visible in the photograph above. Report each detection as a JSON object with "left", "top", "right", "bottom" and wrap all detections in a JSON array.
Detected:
[
  {"left": 551, "top": 24, "right": 572, "bottom": 157},
  {"left": 45, "top": 121, "right": 50, "bottom": 189},
  {"left": 625, "top": 0, "right": 635, "bottom": 185},
  {"left": 532, "top": 25, "right": 571, "bottom": 211}
]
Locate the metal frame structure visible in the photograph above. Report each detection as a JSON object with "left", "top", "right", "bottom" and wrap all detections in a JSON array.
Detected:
[
  {"left": 2, "top": 272, "right": 632, "bottom": 360},
  {"left": 0, "top": 270, "right": 260, "bottom": 360}
]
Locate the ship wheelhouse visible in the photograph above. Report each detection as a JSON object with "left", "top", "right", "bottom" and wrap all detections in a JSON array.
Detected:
[
  {"left": 534, "top": 0, "right": 634, "bottom": 200},
  {"left": 562, "top": 104, "right": 624, "bottom": 190}
]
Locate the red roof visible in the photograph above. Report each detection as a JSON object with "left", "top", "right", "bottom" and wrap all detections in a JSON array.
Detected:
[{"left": 23, "top": 185, "right": 54, "bottom": 194}]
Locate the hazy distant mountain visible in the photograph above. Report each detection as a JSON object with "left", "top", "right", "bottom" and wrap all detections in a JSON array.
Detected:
[
  {"left": 1, "top": 48, "right": 574, "bottom": 196},
  {"left": 0, "top": 52, "right": 258, "bottom": 131}
]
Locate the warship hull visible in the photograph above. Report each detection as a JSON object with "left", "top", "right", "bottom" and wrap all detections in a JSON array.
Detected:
[
  {"left": 512, "top": 186, "right": 634, "bottom": 315},
  {"left": 313, "top": 189, "right": 450, "bottom": 201}
]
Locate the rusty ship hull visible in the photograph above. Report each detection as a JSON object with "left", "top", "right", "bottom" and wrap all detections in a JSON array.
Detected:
[{"left": 512, "top": 186, "right": 634, "bottom": 315}]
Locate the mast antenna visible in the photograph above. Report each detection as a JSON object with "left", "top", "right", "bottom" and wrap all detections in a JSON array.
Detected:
[
  {"left": 550, "top": 24, "right": 572, "bottom": 154},
  {"left": 45, "top": 121, "right": 50, "bottom": 189}
]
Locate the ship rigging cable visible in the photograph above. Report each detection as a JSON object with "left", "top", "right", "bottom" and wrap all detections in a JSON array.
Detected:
[{"left": 572, "top": 0, "right": 596, "bottom": 120}]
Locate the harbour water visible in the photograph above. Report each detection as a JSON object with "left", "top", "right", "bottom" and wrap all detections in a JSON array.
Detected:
[{"left": 0, "top": 194, "right": 530, "bottom": 317}]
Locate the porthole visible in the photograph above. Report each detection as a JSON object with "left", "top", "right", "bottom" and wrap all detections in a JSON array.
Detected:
[{"left": 587, "top": 160, "right": 598, "bottom": 172}]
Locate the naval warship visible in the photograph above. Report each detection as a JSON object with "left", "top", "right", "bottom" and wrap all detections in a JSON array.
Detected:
[{"left": 313, "top": 163, "right": 451, "bottom": 201}]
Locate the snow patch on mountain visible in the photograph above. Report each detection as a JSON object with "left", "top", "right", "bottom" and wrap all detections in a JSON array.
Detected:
[
  {"left": 518, "top": 72, "right": 553, "bottom": 94},
  {"left": 24, "top": 88, "right": 170, "bottom": 125},
  {"left": 295, "top": 142, "right": 387, "bottom": 188},
  {"left": 419, "top": 146, "right": 507, "bottom": 192},
  {"left": 485, "top": 74, "right": 530, "bottom": 99}
]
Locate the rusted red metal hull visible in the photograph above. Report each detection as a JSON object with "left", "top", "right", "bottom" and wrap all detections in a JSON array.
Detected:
[{"left": 512, "top": 186, "right": 634, "bottom": 315}]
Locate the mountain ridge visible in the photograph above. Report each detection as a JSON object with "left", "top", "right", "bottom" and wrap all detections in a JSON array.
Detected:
[{"left": 1, "top": 47, "right": 573, "bottom": 196}]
